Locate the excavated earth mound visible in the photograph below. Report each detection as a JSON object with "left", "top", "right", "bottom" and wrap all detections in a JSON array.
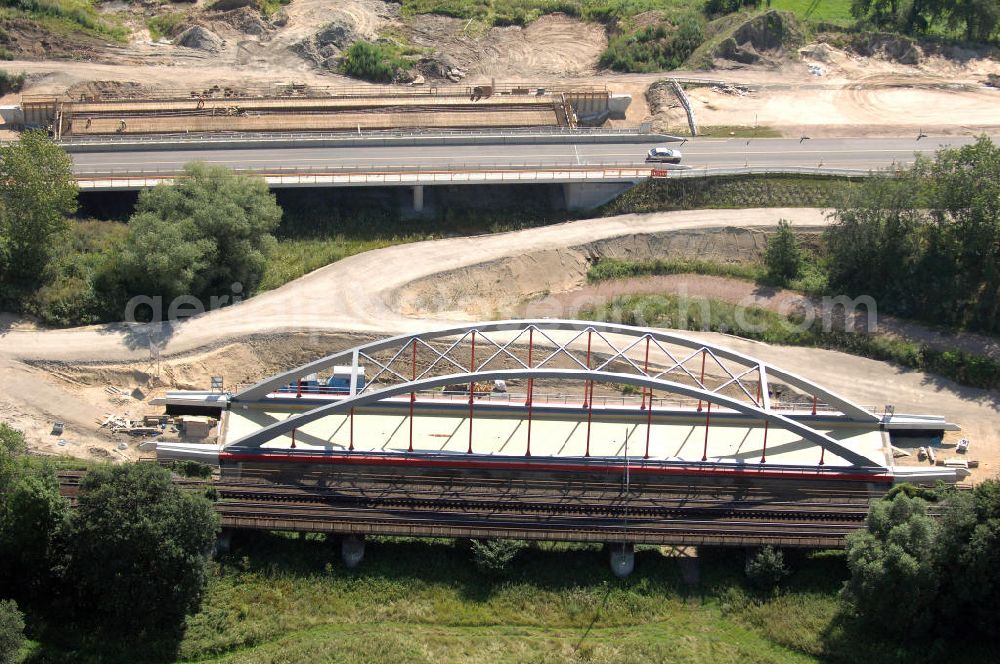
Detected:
[{"left": 176, "top": 25, "right": 227, "bottom": 52}]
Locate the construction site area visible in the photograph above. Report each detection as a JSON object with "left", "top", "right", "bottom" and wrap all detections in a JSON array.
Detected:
[{"left": 22, "top": 83, "right": 623, "bottom": 138}]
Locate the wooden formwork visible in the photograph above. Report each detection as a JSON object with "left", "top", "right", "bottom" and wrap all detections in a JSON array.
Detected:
[
  {"left": 65, "top": 94, "right": 561, "bottom": 115},
  {"left": 45, "top": 82, "right": 598, "bottom": 137}
]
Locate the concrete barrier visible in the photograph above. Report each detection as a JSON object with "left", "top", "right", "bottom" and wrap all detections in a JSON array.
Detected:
[
  {"left": 670, "top": 79, "right": 697, "bottom": 137},
  {"left": 0, "top": 105, "right": 23, "bottom": 129},
  {"left": 608, "top": 95, "right": 632, "bottom": 120}
]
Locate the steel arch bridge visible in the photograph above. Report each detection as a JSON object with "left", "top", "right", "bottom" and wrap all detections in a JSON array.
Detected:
[{"left": 207, "top": 320, "right": 899, "bottom": 471}]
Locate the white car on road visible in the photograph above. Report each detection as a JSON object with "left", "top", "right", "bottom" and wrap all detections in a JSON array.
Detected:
[{"left": 646, "top": 147, "right": 683, "bottom": 164}]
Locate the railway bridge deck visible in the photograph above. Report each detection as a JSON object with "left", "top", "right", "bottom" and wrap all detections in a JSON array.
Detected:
[{"left": 151, "top": 320, "right": 964, "bottom": 569}]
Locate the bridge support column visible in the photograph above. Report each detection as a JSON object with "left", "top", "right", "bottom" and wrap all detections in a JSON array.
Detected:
[
  {"left": 341, "top": 535, "right": 366, "bottom": 569},
  {"left": 609, "top": 543, "right": 635, "bottom": 578},
  {"left": 412, "top": 185, "right": 424, "bottom": 213},
  {"left": 562, "top": 182, "right": 636, "bottom": 211},
  {"left": 213, "top": 528, "right": 234, "bottom": 558},
  {"left": 678, "top": 549, "right": 700, "bottom": 586}
]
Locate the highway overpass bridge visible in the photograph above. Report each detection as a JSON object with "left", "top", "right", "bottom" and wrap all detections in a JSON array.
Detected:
[
  {"left": 66, "top": 132, "right": 987, "bottom": 210},
  {"left": 154, "top": 320, "right": 965, "bottom": 569}
]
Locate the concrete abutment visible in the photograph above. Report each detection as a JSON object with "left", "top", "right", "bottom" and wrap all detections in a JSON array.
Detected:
[{"left": 563, "top": 181, "right": 637, "bottom": 211}]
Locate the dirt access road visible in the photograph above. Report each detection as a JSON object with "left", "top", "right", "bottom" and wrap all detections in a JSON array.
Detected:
[{"left": 0, "top": 207, "right": 995, "bottom": 475}]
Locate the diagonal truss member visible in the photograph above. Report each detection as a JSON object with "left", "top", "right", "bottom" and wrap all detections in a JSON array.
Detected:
[{"left": 235, "top": 320, "right": 878, "bottom": 424}]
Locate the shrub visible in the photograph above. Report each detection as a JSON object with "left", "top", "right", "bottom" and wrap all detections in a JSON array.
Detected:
[
  {"left": 342, "top": 40, "right": 410, "bottom": 83},
  {"left": 147, "top": 11, "right": 187, "bottom": 41},
  {"left": 172, "top": 459, "right": 213, "bottom": 479},
  {"left": 745, "top": 545, "right": 789, "bottom": 590},
  {"left": 885, "top": 482, "right": 941, "bottom": 502},
  {"left": 600, "top": 13, "right": 705, "bottom": 72},
  {"left": 704, "top": 0, "right": 761, "bottom": 18},
  {"left": 0, "top": 69, "right": 27, "bottom": 95},
  {"left": 469, "top": 538, "right": 527, "bottom": 575},
  {"left": 0, "top": 599, "right": 24, "bottom": 664},
  {"left": 763, "top": 219, "right": 802, "bottom": 284}
]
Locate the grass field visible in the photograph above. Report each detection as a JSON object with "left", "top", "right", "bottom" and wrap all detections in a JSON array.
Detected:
[
  {"left": 768, "top": 0, "right": 855, "bottom": 26},
  {"left": 259, "top": 236, "right": 419, "bottom": 292},
  {"left": 22, "top": 535, "right": 844, "bottom": 662},
  {"left": 25, "top": 533, "right": 991, "bottom": 663},
  {"left": 601, "top": 175, "right": 861, "bottom": 216},
  {"left": 0, "top": 0, "right": 127, "bottom": 41}
]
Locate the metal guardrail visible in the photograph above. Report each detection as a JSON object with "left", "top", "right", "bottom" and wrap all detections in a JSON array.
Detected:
[
  {"left": 659, "top": 166, "right": 876, "bottom": 178},
  {"left": 73, "top": 159, "right": 645, "bottom": 177}
]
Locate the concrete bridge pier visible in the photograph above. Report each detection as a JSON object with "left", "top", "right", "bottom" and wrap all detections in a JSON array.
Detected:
[
  {"left": 412, "top": 185, "right": 424, "bottom": 213},
  {"left": 563, "top": 181, "right": 636, "bottom": 211},
  {"left": 341, "top": 535, "right": 366, "bottom": 568},
  {"left": 213, "top": 528, "right": 234, "bottom": 558},
  {"left": 609, "top": 543, "right": 635, "bottom": 578}
]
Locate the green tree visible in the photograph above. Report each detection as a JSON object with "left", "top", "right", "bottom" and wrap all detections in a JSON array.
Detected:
[
  {"left": 826, "top": 136, "right": 1000, "bottom": 333},
  {"left": 64, "top": 463, "right": 219, "bottom": 637},
  {"left": 118, "top": 163, "right": 280, "bottom": 306},
  {"left": 843, "top": 483, "right": 1000, "bottom": 641},
  {"left": 0, "top": 423, "right": 25, "bottom": 492},
  {"left": 0, "top": 468, "right": 70, "bottom": 600},
  {"left": 853, "top": 0, "right": 999, "bottom": 40},
  {"left": 934, "top": 483, "right": 1000, "bottom": 638},
  {"left": 119, "top": 210, "right": 214, "bottom": 305},
  {"left": 916, "top": 136, "right": 1000, "bottom": 331},
  {"left": 0, "top": 131, "right": 77, "bottom": 297},
  {"left": 0, "top": 599, "right": 24, "bottom": 664},
  {"left": 842, "top": 494, "right": 940, "bottom": 636},
  {"left": 764, "top": 219, "right": 802, "bottom": 284}
]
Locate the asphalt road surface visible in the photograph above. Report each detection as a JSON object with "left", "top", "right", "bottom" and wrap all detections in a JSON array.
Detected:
[{"left": 69, "top": 135, "right": 994, "bottom": 175}]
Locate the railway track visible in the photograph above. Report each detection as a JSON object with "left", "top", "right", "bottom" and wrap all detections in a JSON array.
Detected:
[{"left": 56, "top": 468, "right": 880, "bottom": 547}]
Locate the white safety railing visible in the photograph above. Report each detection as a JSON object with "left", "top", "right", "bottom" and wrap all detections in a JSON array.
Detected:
[{"left": 73, "top": 162, "right": 878, "bottom": 186}]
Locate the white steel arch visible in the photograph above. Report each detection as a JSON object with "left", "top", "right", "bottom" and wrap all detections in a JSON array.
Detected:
[
  {"left": 234, "top": 319, "right": 879, "bottom": 423},
  {"left": 227, "top": 368, "right": 883, "bottom": 468}
]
